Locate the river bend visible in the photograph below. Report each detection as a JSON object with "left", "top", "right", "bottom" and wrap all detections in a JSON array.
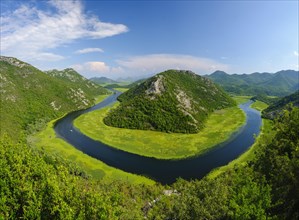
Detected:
[{"left": 54, "top": 92, "right": 261, "bottom": 184}]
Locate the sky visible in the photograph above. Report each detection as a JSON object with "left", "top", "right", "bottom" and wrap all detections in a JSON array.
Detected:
[{"left": 1, "top": 0, "right": 298, "bottom": 79}]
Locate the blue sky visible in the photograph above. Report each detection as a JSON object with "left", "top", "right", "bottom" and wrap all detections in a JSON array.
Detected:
[{"left": 1, "top": 0, "right": 298, "bottom": 79}]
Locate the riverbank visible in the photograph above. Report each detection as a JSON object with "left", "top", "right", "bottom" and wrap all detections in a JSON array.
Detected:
[
  {"left": 73, "top": 100, "right": 246, "bottom": 160},
  {"left": 29, "top": 95, "right": 154, "bottom": 185},
  {"left": 207, "top": 100, "right": 273, "bottom": 179}
]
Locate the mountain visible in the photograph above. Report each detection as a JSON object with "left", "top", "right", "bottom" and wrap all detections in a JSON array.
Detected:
[
  {"left": 45, "top": 68, "right": 108, "bottom": 96},
  {"left": 0, "top": 56, "right": 108, "bottom": 136},
  {"left": 89, "top": 76, "right": 118, "bottom": 84},
  {"left": 262, "top": 90, "right": 299, "bottom": 119},
  {"left": 104, "top": 78, "right": 147, "bottom": 89},
  {"left": 104, "top": 70, "right": 235, "bottom": 133},
  {"left": 206, "top": 70, "right": 299, "bottom": 96}
]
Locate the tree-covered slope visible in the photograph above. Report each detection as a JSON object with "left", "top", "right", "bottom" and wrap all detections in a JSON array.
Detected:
[
  {"left": 262, "top": 90, "right": 299, "bottom": 119},
  {"left": 0, "top": 56, "right": 108, "bottom": 136},
  {"left": 250, "top": 94, "right": 280, "bottom": 105},
  {"left": 45, "top": 68, "right": 108, "bottom": 96},
  {"left": 206, "top": 70, "right": 299, "bottom": 96},
  {"left": 104, "top": 70, "right": 235, "bottom": 133}
]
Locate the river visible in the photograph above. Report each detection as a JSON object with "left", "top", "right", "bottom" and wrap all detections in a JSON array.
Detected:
[{"left": 54, "top": 92, "right": 261, "bottom": 184}]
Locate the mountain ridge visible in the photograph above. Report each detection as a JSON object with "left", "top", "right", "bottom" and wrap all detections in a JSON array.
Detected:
[
  {"left": 90, "top": 76, "right": 119, "bottom": 84},
  {"left": 206, "top": 70, "right": 299, "bottom": 96},
  {"left": 0, "top": 56, "right": 108, "bottom": 136}
]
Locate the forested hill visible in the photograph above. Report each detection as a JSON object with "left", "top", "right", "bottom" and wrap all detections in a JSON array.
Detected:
[
  {"left": 45, "top": 68, "right": 108, "bottom": 96},
  {"left": 206, "top": 70, "right": 299, "bottom": 96},
  {"left": 104, "top": 70, "right": 235, "bottom": 133},
  {"left": 262, "top": 90, "right": 299, "bottom": 119},
  {"left": 0, "top": 56, "right": 108, "bottom": 136}
]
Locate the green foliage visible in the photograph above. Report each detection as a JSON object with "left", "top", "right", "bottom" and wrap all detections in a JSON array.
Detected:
[
  {"left": 104, "top": 70, "right": 235, "bottom": 133},
  {"left": 0, "top": 134, "right": 161, "bottom": 219},
  {"left": 147, "top": 177, "right": 230, "bottom": 220},
  {"left": 262, "top": 90, "right": 299, "bottom": 119},
  {"left": 0, "top": 56, "right": 108, "bottom": 137},
  {"left": 227, "top": 168, "right": 271, "bottom": 219},
  {"left": 207, "top": 70, "right": 299, "bottom": 96},
  {"left": 251, "top": 94, "right": 280, "bottom": 105},
  {"left": 254, "top": 107, "right": 299, "bottom": 219},
  {"left": 45, "top": 68, "right": 109, "bottom": 97},
  {"left": 1, "top": 107, "right": 298, "bottom": 219}
]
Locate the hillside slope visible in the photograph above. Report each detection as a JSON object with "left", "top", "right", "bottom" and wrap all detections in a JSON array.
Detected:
[
  {"left": 0, "top": 56, "right": 108, "bottom": 136},
  {"left": 262, "top": 90, "right": 299, "bottom": 119},
  {"left": 45, "top": 68, "right": 108, "bottom": 96},
  {"left": 207, "top": 70, "right": 299, "bottom": 96},
  {"left": 104, "top": 70, "right": 235, "bottom": 133}
]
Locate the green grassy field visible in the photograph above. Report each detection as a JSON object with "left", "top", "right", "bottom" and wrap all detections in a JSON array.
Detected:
[
  {"left": 207, "top": 100, "right": 271, "bottom": 179},
  {"left": 232, "top": 95, "right": 251, "bottom": 104},
  {"left": 113, "top": 88, "right": 129, "bottom": 92},
  {"left": 251, "top": 100, "right": 268, "bottom": 111},
  {"left": 30, "top": 95, "right": 154, "bottom": 185},
  {"left": 74, "top": 102, "right": 246, "bottom": 160},
  {"left": 93, "top": 93, "right": 112, "bottom": 104}
]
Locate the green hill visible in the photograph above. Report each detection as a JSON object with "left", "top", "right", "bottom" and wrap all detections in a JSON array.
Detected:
[
  {"left": 262, "top": 90, "right": 299, "bottom": 119},
  {"left": 0, "top": 56, "right": 108, "bottom": 136},
  {"left": 104, "top": 70, "right": 235, "bottom": 133},
  {"left": 207, "top": 70, "right": 299, "bottom": 96},
  {"left": 45, "top": 68, "right": 108, "bottom": 96}
]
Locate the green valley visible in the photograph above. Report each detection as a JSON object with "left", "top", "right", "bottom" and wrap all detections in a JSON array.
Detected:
[
  {"left": 1, "top": 1, "right": 299, "bottom": 218},
  {"left": 1, "top": 55, "right": 298, "bottom": 219}
]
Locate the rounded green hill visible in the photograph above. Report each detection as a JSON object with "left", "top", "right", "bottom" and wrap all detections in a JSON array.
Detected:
[{"left": 104, "top": 70, "right": 236, "bottom": 133}]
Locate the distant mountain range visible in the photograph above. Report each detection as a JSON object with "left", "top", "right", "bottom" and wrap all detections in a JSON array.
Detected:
[
  {"left": 104, "top": 70, "right": 235, "bottom": 134},
  {"left": 206, "top": 70, "right": 299, "bottom": 96},
  {"left": 91, "top": 70, "right": 298, "bottom": 97},
  {"left": 89, "top": 76, "right": 118, "bottom": 84},
  {"left": 0, "top": 56, "right": 108, "bottom": 136}
]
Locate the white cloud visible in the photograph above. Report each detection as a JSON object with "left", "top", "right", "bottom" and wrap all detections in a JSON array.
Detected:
[
  {"left": 75, "top": 48, "right": 104, "bottom": 54},
  {"left": 32, "top": 52, "right": 65, "bottom": 61},
  {"left": 1, "top": 0, "right": 128, "bottom": 61},
  {"left": 71, "top": 54, "right": 229, "bottom": 78},
  {"left": 294, "top": 51, "right": 299, "bottom": 57},
  {"left": 116, "top": 54, "right": 229, "bottom": 75},
  {"left": 72, "top": 61, "right": 111, "bottom": 76},
  {"left": 86, "top": 61, "right": 110, "bottom": 72}
]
